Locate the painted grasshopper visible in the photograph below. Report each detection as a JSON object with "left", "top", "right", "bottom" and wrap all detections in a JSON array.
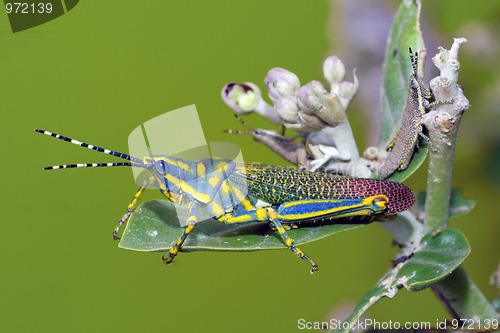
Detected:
[
  {"left": 379, "top": 48, "right": 434, "bottom": 179},
  {"left": 35, "top": 129, "right": 415, "bottom": 272}
]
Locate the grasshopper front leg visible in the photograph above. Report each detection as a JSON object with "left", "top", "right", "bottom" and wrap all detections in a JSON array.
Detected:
[{"left": 113, "top": 176, "right": 155, "bottom": 240}]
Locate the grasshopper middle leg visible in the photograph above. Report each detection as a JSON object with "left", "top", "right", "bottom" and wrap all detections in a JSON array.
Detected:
[{"left": 162, "top": 202, "right": 200, "bottom": 265}]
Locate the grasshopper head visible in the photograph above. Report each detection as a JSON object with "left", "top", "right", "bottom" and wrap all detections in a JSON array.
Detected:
[
  {"left": 143, "top": 156, "right": 178, "bottom": 196},
  {"left": 409, "top": 47, "right": 432, "bottom": 100},
  {"left": 143, "top": 155, "right": 203, "bottom": 203}
]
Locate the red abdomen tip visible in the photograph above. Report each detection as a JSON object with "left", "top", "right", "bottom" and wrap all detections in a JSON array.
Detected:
[{"left": 383, "top": 181, "right": 415, "bottom": 214}]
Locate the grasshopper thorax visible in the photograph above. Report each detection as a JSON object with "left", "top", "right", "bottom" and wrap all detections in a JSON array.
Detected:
[{"left": 143, "top": 155, "right": 237, "bottom": 205}]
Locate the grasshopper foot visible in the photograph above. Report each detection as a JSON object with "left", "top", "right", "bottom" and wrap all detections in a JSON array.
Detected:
[
  {"left": 113, "top": 209, "right": 134, "bottom": 240},
  {"left": 290, "top": 244, "right": 319, "bottom": 273},
  {"left": 162, "top": 250, "right": 177, "bottom": 265}
]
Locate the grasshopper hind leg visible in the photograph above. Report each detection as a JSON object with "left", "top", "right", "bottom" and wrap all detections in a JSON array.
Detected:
[
  {"left": 271, "top": 217, "right": 319, "bottom": 273},
  {"left": 219, "top": 205, "right": 318, "bottom": 272}
]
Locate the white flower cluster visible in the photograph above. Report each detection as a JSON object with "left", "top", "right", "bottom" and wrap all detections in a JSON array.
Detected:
[{"left": 222, "top": 56, "right": 374, "bottom": 177}]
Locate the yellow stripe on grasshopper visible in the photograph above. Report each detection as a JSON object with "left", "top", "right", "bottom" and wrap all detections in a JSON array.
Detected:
[
  {"left": 219, "top": 213, "right": 255, "bottom": 224},
  {"left": 196, "top": 162, "right": 206, "bottom": 177},
  {"left": 231, "top": 186, "right": 254, "bottom": 211},
  {"left": 208, "top": 175, "right": 221, "bottom": 188},
  {"left": 177, "top": 160, "right": 195, "bottom": 173},
  {"left": 164, "top": 173, "right": 212, "bottom": 204}
]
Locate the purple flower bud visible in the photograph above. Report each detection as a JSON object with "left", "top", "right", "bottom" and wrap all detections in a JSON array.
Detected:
[
  {"left": 296, "top": 80, "right": 327, "bottom": 113},
  {"left": 323, "top": 56, "right": 346, "bottom": 84},
  {"left": 316, "top": 94, "right": 345, "bottom": 126},
  {"left": 363, "top": 146, "right": 379, "bottom": 160},
  {"left": 221, "top": 82, "right": 282, "bottom": 124},
  {"left": 337, "top": 70, "right": 359, "bottom": 105},
  {"left": 275, "top": 96, "right": 299, "bottom": 124},
  {"left": 265, "top": 67, "right": 300, "bottom": 102},
  {"left": 297, "top": 111, "right": 327, "bottom": 130},
  {"left": 221, "top": 82, "right": 262, "bottom": 114}
]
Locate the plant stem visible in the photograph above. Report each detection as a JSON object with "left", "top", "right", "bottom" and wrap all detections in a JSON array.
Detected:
[
  {"left": 424, "top": 38, "right": 498, "bottom": 320},
  {"left": 423, "top": 38, "right": 469, "bottom": 231}
]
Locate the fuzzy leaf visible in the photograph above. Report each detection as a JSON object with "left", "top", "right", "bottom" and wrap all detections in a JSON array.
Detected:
[
  {"left": 118, "top": 200, "right": 364, "bottom": 252},
  {"left": 384, "top": 141, "right": 429, "bottom": 182},
  {"left": 413, "top": 188, "right": 476, "bottom": 220},
  {"left": 490, "top": 297, "right": 500, "bottom": 312},
  {"left": 395, "top": 228, "right": 471, "bottom": 291},
  {"left": 336, "top": 228, "right": 470, "bottom": 332},
  {"left": 379, "top": 0, "right": 425, "bottom": 146}
]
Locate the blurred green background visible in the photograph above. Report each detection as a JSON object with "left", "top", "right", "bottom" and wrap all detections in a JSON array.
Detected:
[{"left": 1, "top": 1, "right": 498, "bottom": 332}]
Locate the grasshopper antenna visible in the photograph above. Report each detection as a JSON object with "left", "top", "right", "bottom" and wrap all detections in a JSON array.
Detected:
[
  {"left": 223, "top": 114, "right": 255, "bottom": 135},
  {"left": 409, "top": 47, "right": 418, "bottom": 75},
  {"left": 232, "top": 114, "right": 254, "bottom": 130},
  {"left": 34, "top": 129, "right": 146, "bottom": 170}
]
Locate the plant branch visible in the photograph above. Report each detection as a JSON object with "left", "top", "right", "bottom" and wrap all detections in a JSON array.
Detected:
[
  {"left": 423, "top": 38, "right": 499, "bottom": 320},
  {"left": 423, "top": 38, "right": 469, "bottom": 231}
]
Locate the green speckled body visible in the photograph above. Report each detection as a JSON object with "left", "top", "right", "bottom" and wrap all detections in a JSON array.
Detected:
[{"left": 230, "top": 164, "right": 415, "bottom": 214}]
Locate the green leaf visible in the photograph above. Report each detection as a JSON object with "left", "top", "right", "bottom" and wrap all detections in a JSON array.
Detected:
[
  {"left": 378, "top": 0, "right": 427, "bottom": 182},
  {"left": 413, "top": 188, "right": 476, "bottom": 220},
  {"left": 395, "top": 228, "right": 471, "bottom": 291},
  {"left": 448, "top": 189, "right": 477, "bottom": 219},
  {"left": 335, "top": 228, "right": 470, "bottom": 332},
  {"left": 118, "top": 200, "right": 364, "bottom": 252},
  {"left": 490, "top": 296, "right": 500, "bottom": 313},
  {"left": 384, "top": 141, "right": 429, "bottom": 182},
  {"left": 379, "top": 0, "right": 425, "bottom": 146},
  {"left": 490, "top": 263, "right": 500, "bottom": 291}
]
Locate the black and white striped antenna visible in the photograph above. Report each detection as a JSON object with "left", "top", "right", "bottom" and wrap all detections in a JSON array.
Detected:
[
  {"left": 35, "top": 129, "right": 146, "bottom": 170},
  {"left": 409, "top": 47, "right": 418, "bottom": 76}
]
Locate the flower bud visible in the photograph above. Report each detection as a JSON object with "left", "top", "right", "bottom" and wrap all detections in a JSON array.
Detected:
[
  {"left": 221, "top": 82, "right": 262, "bottom": 114},
  {"left": 298, "top": 111, "right": 327, "bottom": 130},
  {"left": 323, "top": 56, "right": 346, "bottom": 85},
  {"left": 275, "top": 96, "right": 299, "bottom": 124},
  {"left": 265, "top": 67, "right": 301, "bottom": 102},
  {"left": 316, "top": 93, "right": 345, "bottom": 126},
  {"left": 363, "top": 146, "right": 379, "bottom": 160},
  {"left": 296, "top": 81, "right": 327, "bottom": 114},
  {"left": 337, "top": 70, "right": 359, "bottom": 106}
]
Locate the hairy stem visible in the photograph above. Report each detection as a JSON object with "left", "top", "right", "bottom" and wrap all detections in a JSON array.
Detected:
[
  {"left": 424, "top": 38, "right": 498, "bottom": 319},
  {"left": 423, "top": 38, "right": 469, "bottom": 231}
]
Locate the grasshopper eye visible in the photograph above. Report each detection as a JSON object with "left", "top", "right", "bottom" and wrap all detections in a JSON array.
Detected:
[
  {"left": 154, "top": 160, "right": 168, "bottom": 174},
  {"left": 410, "top": 78, "right": 419, "bottom": 89}
]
